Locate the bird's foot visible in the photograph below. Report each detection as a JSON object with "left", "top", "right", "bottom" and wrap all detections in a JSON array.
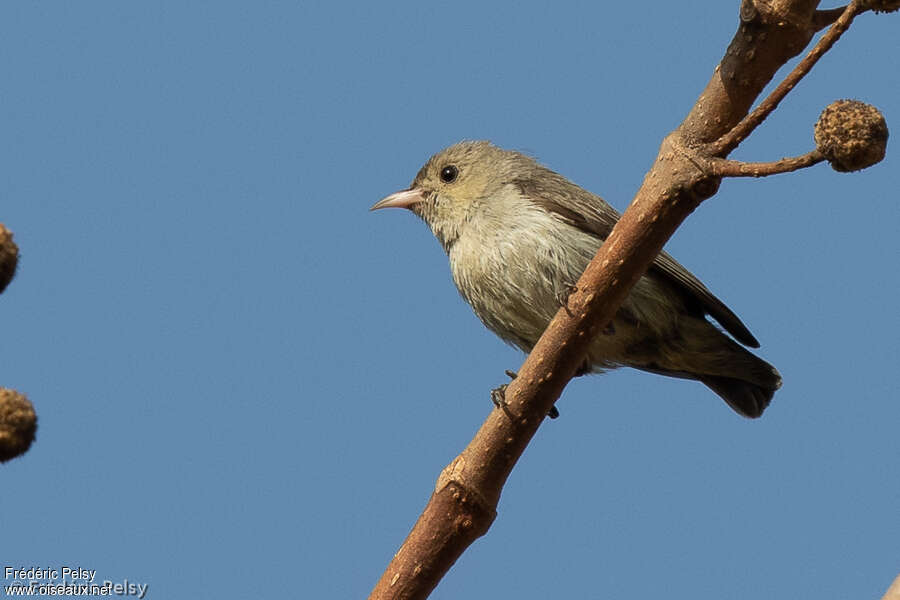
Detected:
[
  {"left": 489, "top": 370, "right": 518, "bottom": 413},
  {"left": 492, "top": 370, "right": 559, "bottom": 419},
  {"left": 556, "top": 284, "right": 578, "bottom": 317},
  {"left": 490, "top": 383, "right": 510, "bottom": 412}
]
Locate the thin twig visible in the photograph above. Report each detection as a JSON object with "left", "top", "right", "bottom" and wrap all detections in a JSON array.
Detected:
[
  {"left": 814, "top": 6, "right": 849, "bottom": 31},
  {"left": 710, "top": 0, "right": 863, "bottom": 157},
  {"left": 708, "top": 150, "right": 825, "bottom": 177}
]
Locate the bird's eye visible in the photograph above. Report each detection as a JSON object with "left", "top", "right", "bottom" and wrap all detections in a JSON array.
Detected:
[{"left": 440, "top": 165, "right": 458, "bottom": 183}]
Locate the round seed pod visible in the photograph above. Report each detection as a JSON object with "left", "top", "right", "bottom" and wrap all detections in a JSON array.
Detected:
[{"left": 814, "top": 100, "right": 888, "bottom": 172}]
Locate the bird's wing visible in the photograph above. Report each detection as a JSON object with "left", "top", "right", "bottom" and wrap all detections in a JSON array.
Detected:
[
  {"left": 517, "top": 175, "right": 760, "bottom": 348},
  {"left": 650, "top": 250, "right": 759, "bottom": 347}
]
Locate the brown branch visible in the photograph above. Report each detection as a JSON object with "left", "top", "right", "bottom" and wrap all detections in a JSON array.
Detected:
[
  {"left": 814, "top": 6, "right": 850, "bottom": 30},
  {"left": 709, "top": 0, "right": 864, "bottom": 156},
  {"left": 708, "top": 149, "right": 825, "bottom": 177},
  {"left": 369, "top": 2, "right": 888, "bottom": 598},
  {"left": 883, "top": 575, "right": 900, "bottom": 600}
]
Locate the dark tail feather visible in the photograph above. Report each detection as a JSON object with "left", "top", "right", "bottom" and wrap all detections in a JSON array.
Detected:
[
  {"left": 633, "top": 351, "right": 781, "bottom": 418},
  {"left": 628, "top": 320, "right": 782, "bottom": 418},
  {"left": 700, "top": 376, "right": 777, "bottom": 419}
]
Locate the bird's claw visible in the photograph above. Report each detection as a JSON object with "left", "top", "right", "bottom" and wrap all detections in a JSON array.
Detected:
[
  {"left": 492, "top": 371, "right": 559, "bottom": 419},
  {"left": 556, "top": 284, "right": 578, "bottom": 317},
  {"left": 490, "top": 383, "right": 510, "bottom": 412}
]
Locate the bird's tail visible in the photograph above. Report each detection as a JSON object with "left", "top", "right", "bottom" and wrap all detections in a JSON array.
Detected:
[
  {"left": 632, "top": 318, "right": 782, "bottom": 418},
  {"left": 699, "top": 373, "right": 779, "bottom": 418}
]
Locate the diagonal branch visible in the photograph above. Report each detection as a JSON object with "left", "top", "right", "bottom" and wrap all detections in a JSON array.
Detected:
[
  {"left": 883, "top": 575, "right": 900, "bottom": 600},
  {"left": 814, "top": 6, "right": 850, "bottom": 30}
]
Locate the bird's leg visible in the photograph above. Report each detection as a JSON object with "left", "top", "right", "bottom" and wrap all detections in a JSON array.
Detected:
[
  {"left": 489, "top": 370, "right": 517, "bottom": 413},
  {"left": 492, "top": 370, "right": 559, "bottom": 419},
  {"left": 558, "top": 282, "right": 615, "bottom": 334},
  {"left": 490, "top": 383, "right": 511, "bottom": 415},
  {"left": 556, "top": 284, "right": 578, "bottom": 317}
]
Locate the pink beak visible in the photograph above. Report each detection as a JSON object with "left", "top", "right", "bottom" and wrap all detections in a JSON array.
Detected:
[{"left": 370, "top": 188, "right": 426, "bottom": 211}]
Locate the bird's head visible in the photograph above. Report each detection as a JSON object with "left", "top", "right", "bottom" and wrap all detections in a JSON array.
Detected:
[{"left": 371, "top": 141, "right": 517, "bottom": 250}]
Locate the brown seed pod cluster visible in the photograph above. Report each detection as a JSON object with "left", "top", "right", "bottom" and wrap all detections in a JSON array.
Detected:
[
  {"left": 0, "top": 388, "right": 37, "bottom": 463},
  {"left": 814, "top": 100, "right": 889, "bottom": 172},
  {"left": 0, "top": 223, "right": 18, "bottom": 295}
]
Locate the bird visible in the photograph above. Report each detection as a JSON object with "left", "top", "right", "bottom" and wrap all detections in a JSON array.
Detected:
[{"left": 372, "top": 141, "right": 781, "bottom": 418}]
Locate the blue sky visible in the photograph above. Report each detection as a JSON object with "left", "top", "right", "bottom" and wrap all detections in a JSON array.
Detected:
[{"left": 1, "top": 2, "right": 898, "bottom": 599}]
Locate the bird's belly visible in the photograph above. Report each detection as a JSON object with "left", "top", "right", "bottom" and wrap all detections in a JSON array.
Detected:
[
  {"left": 449, "top": 222, "right": 684, "bottom": 367},
  {"left": 449, "top": 221, "right": 596, "bottom": 351}
]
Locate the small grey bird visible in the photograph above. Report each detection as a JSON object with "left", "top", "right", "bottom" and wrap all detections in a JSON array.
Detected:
[{"left": 372, "top": 141, "right": 781, "bottom": 418}]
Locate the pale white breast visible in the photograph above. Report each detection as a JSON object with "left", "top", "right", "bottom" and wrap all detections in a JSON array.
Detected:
[
  {"left": 447, "top": 184, "right": 683, "bottom": 356},
  {"left": 449, "top": 185, "right": 597, "bottom": 350}
]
